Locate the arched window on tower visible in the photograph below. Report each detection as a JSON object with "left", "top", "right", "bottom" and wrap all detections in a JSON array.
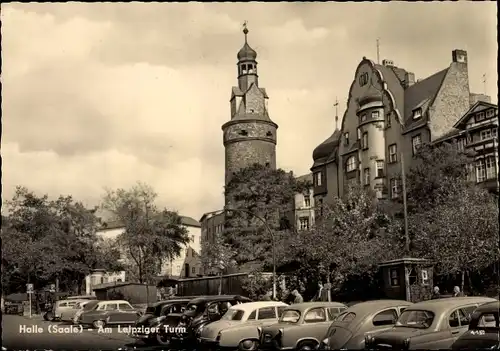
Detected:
[
  {"left": 242, "top": 64, "right": 248, "bottom": 74},
  {"left": 248, "top": 64, "right": 255, "bottom": 74}
]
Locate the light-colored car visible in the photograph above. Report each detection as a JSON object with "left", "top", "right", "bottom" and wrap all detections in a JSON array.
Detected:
[
  {"left": 60, "top": 300, "right": 94, "bottom": 323},
  {"left": 319, "top": 299, "right": 412, "bottom": 350},
  {"left": 198, "top": 301, "right": 288, "bottom": 350},
  {"left": 259, "top": 302, "right": 347, "bottom": 351},
  {"left": 53, "top": 299, "right": 80, "bottom": 321},
  {"left": 368, "top": 296, "right": 497, "bottom": 350},
  {"left": 76, "top": 300, "right": 142, "bottom": 328}
]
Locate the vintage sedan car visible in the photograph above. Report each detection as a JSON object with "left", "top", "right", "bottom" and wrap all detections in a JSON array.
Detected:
[
  {"left": 198, "top": 300, "right": 288, "bottom": 350},
  {"left": 76, "top": 300, "right": 142, "bottom": 328},
  {"left": 319, "top": 299, "right": 412, "bottom": 350},
  {"left": 367, "top": 296, "right": 497, "bottom": 350},
  {"left": 155, "top": 295, "right": 252, "bottom": 348},
  {"left": 60, "top": 300, "right": 96, "bottom": 323},
  {"left": 73, "top": 300, "right": 99, "bottom": 324},
  {"left": 451, "top": 300, "right": 500, "bottom": 350},
  {"left": 130, "top": 298, "right": 194, "bottom": 344},
  {"left": 258, "top": 301, "right": 347, "bottom": 351}
]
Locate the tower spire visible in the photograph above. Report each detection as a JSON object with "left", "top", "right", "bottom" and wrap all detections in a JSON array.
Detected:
[
  {"left": 243, "top": 21, "right": 248, "bottom": 43},
  {"left": 334, "top": 97, "right": 339, "bottom": 130}
]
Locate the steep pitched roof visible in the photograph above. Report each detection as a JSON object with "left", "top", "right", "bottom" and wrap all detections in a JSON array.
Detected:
[
  {"left": 403, "top": 68, "right": 448, "bottom": 130},
  {"left": 453, "top": 100, "right": 498, "bottom": 129}
]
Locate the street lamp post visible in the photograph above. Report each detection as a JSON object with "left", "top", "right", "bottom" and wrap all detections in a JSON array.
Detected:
[{"left": 204, "top": 208, "right": 277, "bottom": 300}]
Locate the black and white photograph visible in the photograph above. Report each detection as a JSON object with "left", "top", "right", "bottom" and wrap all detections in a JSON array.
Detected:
[{"left": 1, "top": 2, "right": 498, "bottom": 351}]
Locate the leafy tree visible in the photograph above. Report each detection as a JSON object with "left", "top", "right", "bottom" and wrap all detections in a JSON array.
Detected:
[
  {"left": 101, "top": 182, "right": 189, "bottom": 285},
  {"left": 2, "top": 186, "right": 121, "bottom": 294},
  {"left": 405, "top": 144, "right": 499, "bottom": 291},
  {"left": 287, "top": 184, "right": 398, "bottom": 299},
  {"left": 223, "top": 164, "right": 310, "bottom": 270}
]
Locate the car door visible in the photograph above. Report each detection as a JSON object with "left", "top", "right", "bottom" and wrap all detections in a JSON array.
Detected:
[
  {"left": 256, "top": 307, "right": 278, "bottom": 326},
  {"left": 117, "top": 302, "right": 138, "bottom": 323},
  {"left": 297, "top": 307, "right": 331, "bottom": 344},
  {"left": 363, "top": 308, "right": 399, "bottom": 341},
  {"left": 103, "top": 303, "right": 119, "bottom": 324}
]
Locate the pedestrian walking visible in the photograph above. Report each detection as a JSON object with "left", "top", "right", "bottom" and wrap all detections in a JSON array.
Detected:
[
  {"left": 291, "top": 289, "right": 303, "bottom": 304},
  {"left": 431, "top": 286, "right": 441, "bottom": 299},
  {"left": 311, "top": 282, "right": 323, "bottom": 301}
]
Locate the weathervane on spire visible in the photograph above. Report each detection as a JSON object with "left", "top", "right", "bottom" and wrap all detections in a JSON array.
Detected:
[{"left": 243, "top": 21, "right": 249, "bottom": 43}]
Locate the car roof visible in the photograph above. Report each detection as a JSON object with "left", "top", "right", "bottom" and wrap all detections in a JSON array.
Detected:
[
  {"left": 343, "top": 300, "right": 411, "bottom": 314},
  {"left": 470, "top": 300, "right": 500, "bottom": 313},
  {"left": 97, "top": 300, "right": 130, "bottom": 304},
  {"left": 188, "top": 295, "right": 252, "bottom": 304},
  {"left": 151, "top": 299, "right": 192, "bottom": 307},
  {"left": 284, "top": 302, "right": 347, "bottom": 312},
  {"left": 405, "top": 297, "right": 497, "bottom": 313},
  {"left": 229, "top": 301, "right": 287, "bottom": 312}
]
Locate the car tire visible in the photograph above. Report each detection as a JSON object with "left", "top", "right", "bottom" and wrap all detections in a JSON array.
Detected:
[
  {"left": 93, "top": 320, "right": 106, "bottom": 329},
  {"left": 44, "top": 312, "right": 54, "bottom": 321},
  {"left": 297, "top": 340, "right": 318, "bottom": 351},
  {"left": 239, "top": 339, "right": 259, "bottom": 351}
]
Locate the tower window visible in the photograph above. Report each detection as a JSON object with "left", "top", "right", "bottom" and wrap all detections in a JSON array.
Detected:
[
  {"left": 265, "top": 162, "right": 270, "bottom": 167},
  {"left": 238, "top": 130, "right": 248, "bottom": 136},
  {"left": 266, "top": 131, "right": 272, "bottom": 137}
]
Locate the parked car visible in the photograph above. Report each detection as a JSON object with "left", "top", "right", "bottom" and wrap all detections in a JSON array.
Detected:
[
  {"left": 52, "top": 299, "right": 80, "bottom": 321},
  {"left": 73, "top": 300, "right": 99, "bottom": 324},
  {"left": 319, "top": 299, "right": 411, "bottom": 350},
  {"left": 155, "top": 295, "right": 252, "bottom": 348},
  {"left": 451, "top": 300, "right": 500, "bottom": 350},
  {"left": 198, "top": 300, "right": 288, "bottom": 350},
  {"left": 258, "top": 301, "right": 347, "bottom": 351},
  {"left": 130, "top": 298, "right": 194, "bottom": 344},
  {"left": 76, "top": 300, "right": 142, "bottom": 328},
  {"left": 3, "top": 301, "right": 24, "bottom": 316},
  {"left": 60, "top": 300, "right": 95, "bottom": 323},
  {"left": 367, "top": 296, "right": 497, "bottom": 350}
]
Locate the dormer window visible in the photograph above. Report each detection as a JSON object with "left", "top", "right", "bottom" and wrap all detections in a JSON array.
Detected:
[
  {"left": 476, "top": 112, "right": 486, "bottom": 122},
  {"left": 371, "top": 111, "right": 380, "bottom": 119},
  {"left": 359, "top": 73, "right": 369, "bottom": 86},
  {"left": 344, "top": 132, "right": 349, "bottom": 146},
  {"left": 486, "top": 109, "right": 495, "bottom": 118},
  {"left": 238, "top": 130, "right": 248, "bottom": 136},
  {"left": 413, "top": 108, "right": 422, "bottom": 119}
]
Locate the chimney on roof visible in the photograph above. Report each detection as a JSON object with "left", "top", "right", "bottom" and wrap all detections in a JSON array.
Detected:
[
  {"left": 452, "top": 49, "right": 468, "bottom": 64},
  {"left": 382, "top": 59, "right": 394, "bottom": 67},
  {"left": 403, "top": 72, "right": 415, "bottom": 88}
]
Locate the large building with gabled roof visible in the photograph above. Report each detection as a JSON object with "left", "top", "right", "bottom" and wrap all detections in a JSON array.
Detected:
[{"left": 310, "top": 49, "right": 496, "bottom": 205}]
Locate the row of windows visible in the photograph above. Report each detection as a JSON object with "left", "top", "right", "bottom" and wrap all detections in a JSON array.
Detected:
[
  {"left": 239, "top": 63, "right": 257, "bottom": 75},
  {"left": 475, "top": 156, "right": 497, "bottom": 183},
  {"left": 475, "top": 108, "right": 496, "bottom": 122},
  {"left": 359, "top": 110, "right": 380, "bottom": 123},
  {"left": 344, "top": 113, "right": 394, "bottom": 147}
]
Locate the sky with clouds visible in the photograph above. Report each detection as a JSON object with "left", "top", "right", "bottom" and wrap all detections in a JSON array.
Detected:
[{"left": 2, "top": 2, "right": 497, "bottom": 220}]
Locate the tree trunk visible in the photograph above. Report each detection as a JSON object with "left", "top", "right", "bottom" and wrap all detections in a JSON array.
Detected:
[
  {"left": 461, "top": 271, "right": 465, "bottom": 295},
  {"left": 466, "top": 270, "right": 474, "bottom": 296},
  {"left": 326, "top": 269, "right": 331, "bottom": 302}
]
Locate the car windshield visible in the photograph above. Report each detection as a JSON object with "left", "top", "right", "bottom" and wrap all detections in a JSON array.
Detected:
[
  {"left": 185, "top": 304, "right": 198, "bottom": 313},
  {"left": 221, "top": 309, "right": 245, "bottom": 321},
  {"left": 396, "top": 310, "right": 434, "bottom": 329},
  {"left": 280, "top": 310, "right": 300, "bottom": 323},
  {"left": 84, "top": 301, "right": 99, "bottom": 311}
]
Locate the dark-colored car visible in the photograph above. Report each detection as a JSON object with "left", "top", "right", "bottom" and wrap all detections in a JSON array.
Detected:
[
  {"left": 451, "top": 300, "right": 500, "bottom": 350},
  {"left": 130, "top": 298, "right": 194, "bottom": 344},
  {"left": 155, "top": 295, "right": 252, "bottom": 348},
  {"left": 319, "top": 299, "right": 411, "bottom": 350},
  {"left": 367, "top": 296, "right": 496, "bottom": 350},
  {"left": 76, "top": 300, "right": 142, "bottom": 328}
]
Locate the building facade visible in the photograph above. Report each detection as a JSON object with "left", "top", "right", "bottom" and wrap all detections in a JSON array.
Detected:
[
  {"left": 291, "top": 173, "right": 315, "bottom": 231},
  {"left": 85, "top": 215, "right": 202, "bottom": 289},
  {"left": 311, "top": 49, "right": 494, "bottom": 203},
  {"left": 434, "top": 101, "right": 498, "bottom": 193}
]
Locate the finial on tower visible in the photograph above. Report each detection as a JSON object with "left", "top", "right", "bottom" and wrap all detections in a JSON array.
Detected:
[
  {"left": 334, "top": 97, "right": 339, "bottom": 130},
  {"left": 243, "top": 21, "right": 249, "bottom": 43}
]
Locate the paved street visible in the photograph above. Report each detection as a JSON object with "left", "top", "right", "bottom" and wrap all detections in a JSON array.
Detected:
[{"left": 2, "top": 314, "right": 155, "bottom": 350}]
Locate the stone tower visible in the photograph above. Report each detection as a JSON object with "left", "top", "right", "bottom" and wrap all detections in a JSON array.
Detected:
[{"left": 222, "top": 24, "right": 278, "bottom": 196}]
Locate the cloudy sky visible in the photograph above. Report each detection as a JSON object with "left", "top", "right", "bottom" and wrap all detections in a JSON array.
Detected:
[{"left": 2, "top": 2, "right": 497, "bottom": 220}]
